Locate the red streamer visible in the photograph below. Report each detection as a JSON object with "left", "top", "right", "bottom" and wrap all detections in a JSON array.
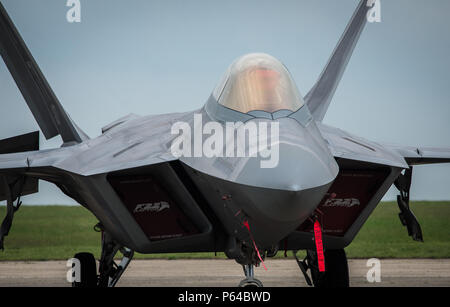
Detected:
[
  {"left": 314, "top": 219, "right": 325, "bottom": 272},
  {"left": 243, "top": 220, "right": 267, "bottom": 271}
]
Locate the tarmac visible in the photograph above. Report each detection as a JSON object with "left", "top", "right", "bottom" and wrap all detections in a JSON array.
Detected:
[{"left": 0, "top": 259, "right": 449, "bottom": 287}]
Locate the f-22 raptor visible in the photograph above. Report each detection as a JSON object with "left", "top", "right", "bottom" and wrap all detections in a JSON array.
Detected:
[{"left": 1, "top": 0, "right": 449, "bottom": 287}]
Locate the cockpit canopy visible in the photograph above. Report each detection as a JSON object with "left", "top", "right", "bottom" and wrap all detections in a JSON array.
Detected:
[{"left": 213, "top": 53, "right": 304, "bottom": 114}]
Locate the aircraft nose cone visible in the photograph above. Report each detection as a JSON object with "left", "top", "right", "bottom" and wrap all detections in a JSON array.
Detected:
[
  {"left": 235, "top": 118, "right": 338, "bottom": 193},
  {"left": 235, "top": 143, "right": 337, "bottom": 223},
  {"left": 235, "top": 141, "right": 337, "bottom": 192}
]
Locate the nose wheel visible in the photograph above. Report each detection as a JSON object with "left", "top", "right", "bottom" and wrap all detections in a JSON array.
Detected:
[{"left": 238, "top": 264, "right": 263, "bottom": 287}]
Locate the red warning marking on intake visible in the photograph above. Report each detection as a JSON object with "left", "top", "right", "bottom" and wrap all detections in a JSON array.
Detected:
[{"left": 314, "top": 220, "right": 326, "bottom": 272}]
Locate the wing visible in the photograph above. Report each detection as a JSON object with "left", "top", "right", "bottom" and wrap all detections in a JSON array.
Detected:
[
  {"left": 317, "top": 122, "right": 450, "bottom": 168},
  {"left": 317, "top": 123, "right": 409, "bottom": 168},
  {"left": 382, "top": 144, "right": 450, "bottom": 166},
  {"left": 305, "top": 0, "right": 371, "bottom": 121}
]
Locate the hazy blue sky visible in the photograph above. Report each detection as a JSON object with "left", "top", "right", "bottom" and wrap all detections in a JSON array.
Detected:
[{"left": 1, "top": 0, "right": 449, "bottom": 204}]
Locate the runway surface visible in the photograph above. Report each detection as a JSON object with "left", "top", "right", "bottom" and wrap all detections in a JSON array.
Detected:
[{"left": 0, "top": 259, "right": 449, "bottom": 287}]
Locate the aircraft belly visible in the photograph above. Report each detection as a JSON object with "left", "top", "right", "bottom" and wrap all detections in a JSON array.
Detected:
[{"left": 182, "top": 164, "right": 332, "bottom": 249}]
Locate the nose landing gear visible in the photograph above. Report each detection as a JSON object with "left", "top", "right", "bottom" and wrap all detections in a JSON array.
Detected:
[
  {"left": 239, "top": 264, "right": 263, "bottom": 287},
  {"left": 226, "top": 237, "right": 265, "bottom": 287}
]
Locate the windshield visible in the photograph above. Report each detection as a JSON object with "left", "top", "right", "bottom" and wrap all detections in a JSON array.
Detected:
[{"left": 214, "top": 53, "right": 304, "bottom": 114}]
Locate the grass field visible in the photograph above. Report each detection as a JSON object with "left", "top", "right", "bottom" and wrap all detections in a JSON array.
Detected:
[{"left": 0, "top": 201, "right": 449, "bottom": 261}]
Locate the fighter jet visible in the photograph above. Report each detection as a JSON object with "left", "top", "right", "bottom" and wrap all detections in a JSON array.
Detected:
[{"left": 0, "top": 0, "right": 449, "bottom": 287}]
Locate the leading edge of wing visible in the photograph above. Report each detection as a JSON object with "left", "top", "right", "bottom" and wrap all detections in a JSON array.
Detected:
[{"left": 382, "top": 144, "right": 450, "bottom": 166}]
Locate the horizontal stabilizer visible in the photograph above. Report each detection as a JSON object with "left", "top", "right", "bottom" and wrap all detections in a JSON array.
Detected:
[
  {"left": 0, "top": 131, "right": 40, "bottom": 201},
  {"left": 0, "top": 2, "right": 87, "bottom": 144},
  {"left": 0, "top": 131, "right": 39, "bottom": 155}
]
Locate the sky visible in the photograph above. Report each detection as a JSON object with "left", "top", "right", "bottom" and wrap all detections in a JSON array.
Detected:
[{"left": 0, "top": 0, "right": 449, "bottom": 205}]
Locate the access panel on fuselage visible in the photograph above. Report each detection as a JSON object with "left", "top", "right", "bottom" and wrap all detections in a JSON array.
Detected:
[
  {"left": 297, "top": 168, "right": 391, "bottom": 236},
  {"left": 108, "top": 174, "right": 200, "bottom": 241}
]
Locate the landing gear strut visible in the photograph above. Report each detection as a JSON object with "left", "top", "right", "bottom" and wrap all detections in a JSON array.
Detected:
[
  {"left": 98, "top": 228, "right": 134, "bottom": 287},
  {"left": 295, "top": 249, "right": 349, "bottom": 287},
  {"left": 0, "top": 176, "right": 25, "bottom": 250},
  {"left": 72, "top": 224, "right": 134, "bottom": 288},
  {"left": 226, "top": 237, "right": 264, "bottom": 287},
  {"left": 394, "top": 167, "right": 423, "bottom": 242},
  {"left": 239, "top": 264, "right": 263, "bottom": 287}
]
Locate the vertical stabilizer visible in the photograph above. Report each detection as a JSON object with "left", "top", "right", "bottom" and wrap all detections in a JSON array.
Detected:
[
  {"left": 0, "top": 2, "right": 88, "bottom": 144},
  {"left": 305, "top": 0, "right": 372, "bottom": 121}
]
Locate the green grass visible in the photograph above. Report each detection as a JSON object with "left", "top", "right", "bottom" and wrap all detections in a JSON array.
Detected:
[
  {"left": 345, "top": 201, "right": 450, "bottom": 258},
  {"left": 0, "top": 202, "right": 449, "bottom": 261}
]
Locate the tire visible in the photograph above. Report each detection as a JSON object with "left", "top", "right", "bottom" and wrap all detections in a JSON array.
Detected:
[
  {"left": 309, "top": 249, "right": 349, "bottom": 288},
  {"left": 238, "top": 278, "right": 264, "bottom": 287},
  {"left": 72, "top": 252, "right": 98, "bottom": 288}
]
